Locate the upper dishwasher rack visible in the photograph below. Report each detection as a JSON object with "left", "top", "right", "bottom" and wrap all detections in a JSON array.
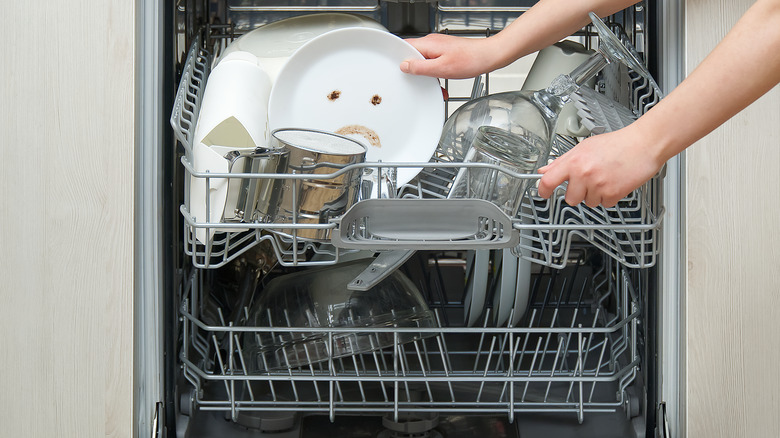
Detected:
[{"left": 171, "top": 29, "right": 663, "bottom": 270}]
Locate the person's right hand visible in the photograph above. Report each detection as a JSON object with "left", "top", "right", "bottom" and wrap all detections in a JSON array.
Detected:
[{"left": 400, "top": 34, "right": 499, "bottom": 79}]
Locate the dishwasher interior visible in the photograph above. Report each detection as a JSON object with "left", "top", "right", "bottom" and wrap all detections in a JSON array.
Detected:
[{"left": 167, "top": 1, "right": 663, "bottom": 437}]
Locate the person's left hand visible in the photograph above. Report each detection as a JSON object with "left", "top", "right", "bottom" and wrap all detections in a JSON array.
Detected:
[{"left": 537, "top": 127, "right": 664, "bottom": 208}]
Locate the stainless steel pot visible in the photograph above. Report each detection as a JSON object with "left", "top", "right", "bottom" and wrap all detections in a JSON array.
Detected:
[
  {"left": 271, "top": 128, "right": 366, "bottom": 241},
  {"left": 223, "top": 146, "right": 289, "bottom": 222}
]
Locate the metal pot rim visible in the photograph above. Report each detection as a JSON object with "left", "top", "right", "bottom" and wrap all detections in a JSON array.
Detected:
[{"left": 272, "top": 127, "right": 367, "bottom": 156}]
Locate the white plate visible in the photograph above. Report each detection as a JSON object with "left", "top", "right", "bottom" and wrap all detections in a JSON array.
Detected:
[
  {"left": 268, "top": 27, "right": 444, "bottom": 186},
  {"left": 190, "top": 52, "right": 273, "bottom": 243},
  {"left": 511, "top": 213, "right": 534, "bottom": 326},
  {"left": 464, "top": 249, "right": 490, "bottom": 327},
  {"left": 191, "top": 142, "right": 230, "bottom": 243},
  {"left": 494, "top": 248, "right": 518, "bottom": 327}
]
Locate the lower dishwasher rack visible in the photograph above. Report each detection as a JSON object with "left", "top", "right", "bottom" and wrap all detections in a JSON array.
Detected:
[{"left": 178, "top": 252, "right": 643, "bottom": 427}]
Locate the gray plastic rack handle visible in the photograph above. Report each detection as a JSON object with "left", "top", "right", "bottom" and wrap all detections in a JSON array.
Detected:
[{"left": 331, "top": 198, "right": 520, "bottom": 250}]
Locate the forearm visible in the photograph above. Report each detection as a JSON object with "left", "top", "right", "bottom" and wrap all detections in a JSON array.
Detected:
[
  {"left": 488, "top": 0, "right": 641, "bottom": 70},
  {"left": 632, "top": 0, "right": 780, "bottom": 165}
]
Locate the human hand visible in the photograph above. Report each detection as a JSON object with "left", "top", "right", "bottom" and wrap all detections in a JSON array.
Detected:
[
  {"left": 400, "top": 34, "right": 499, "bottom": 79},
  {"left": 537, "top": 127, "right": 664, "bottom": 208}
]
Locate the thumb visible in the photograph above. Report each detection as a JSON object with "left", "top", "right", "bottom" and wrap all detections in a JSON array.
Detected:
[
  {"left": 537, "top": 165, "right": 568, "bottom": 199},
  {"left": 400, "top": 58, "right": 440, "bottom": 78}
]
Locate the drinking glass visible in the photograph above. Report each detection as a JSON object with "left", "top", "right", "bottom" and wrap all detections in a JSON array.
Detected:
[
  {"left": 448, "top": 126, "right": 545, "bottom": 217},
  {"left": 439, "top": 13, "right": 659, "bottom": 171}
]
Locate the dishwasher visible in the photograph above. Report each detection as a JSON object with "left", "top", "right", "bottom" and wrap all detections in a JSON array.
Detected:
[{"left": 160, "top": 1, "right": 674, "bottom": 437}]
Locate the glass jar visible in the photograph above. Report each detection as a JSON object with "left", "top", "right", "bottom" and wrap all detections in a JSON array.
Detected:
[{"left": 449, "top": 126, "right": 545, "bottom": 218}]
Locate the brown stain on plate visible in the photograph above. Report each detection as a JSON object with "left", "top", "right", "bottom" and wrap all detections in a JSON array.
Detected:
[
  {"left": 335, "top": 125, "right": 381, "bottom": 149},
  {"left": 327, "top": 90, "right": 341, "bottom": 101},
  {"left": 370, "top": 94, "right": 382, "bottom": 105}
]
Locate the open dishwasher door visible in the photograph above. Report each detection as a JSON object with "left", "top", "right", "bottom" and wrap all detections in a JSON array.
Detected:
[{"left": 157, "top": 1, "right": 673, "bottom": 438}]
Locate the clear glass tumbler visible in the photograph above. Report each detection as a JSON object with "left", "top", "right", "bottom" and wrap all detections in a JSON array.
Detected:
[{"left": 449, "top": 125, "right": 545, "bottom": 218}]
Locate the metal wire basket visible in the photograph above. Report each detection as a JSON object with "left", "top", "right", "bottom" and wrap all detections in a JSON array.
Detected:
[
  {"left": 170, "top": 19, "right": 662, "bottom": 270},
  {"left": 179, "top": 251, "right": 641, "bottom": 424}
]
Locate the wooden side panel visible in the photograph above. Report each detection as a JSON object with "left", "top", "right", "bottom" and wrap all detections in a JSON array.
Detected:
[
  {"left": 685, "top": 0, "right": 780, "bottom": 436},
  {"left": 0, "top": 2, "right": 135, "bottom": 437}
]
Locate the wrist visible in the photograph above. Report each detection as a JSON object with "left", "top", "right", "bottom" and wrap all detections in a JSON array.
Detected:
[
  {"left": 624, "top": 117, "right": 675, "bottom": 169},
  {"left": 486, "top": 31, "right": 528, "bottom": 71},
  {"left": 627, "top": 115, "right": 679, "bottom": 168}
]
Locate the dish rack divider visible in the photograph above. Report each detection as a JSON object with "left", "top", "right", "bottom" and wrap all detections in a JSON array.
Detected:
[
  {"left": 179, "top": 252, "right": 641, "bottom": 424},
  {"left": 171, "top": 24, "right": 663, "bottom": 270}
]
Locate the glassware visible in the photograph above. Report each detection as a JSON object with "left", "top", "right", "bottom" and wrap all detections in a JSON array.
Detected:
[
  {"left": 439, "top": 13, "right": 658, "bottom": 170},
  {"left": 448, "top": 126, "right": 544, "bottom": 217},
  {"left": 242, "top": 259, "right": 437, "bottom": 371}
]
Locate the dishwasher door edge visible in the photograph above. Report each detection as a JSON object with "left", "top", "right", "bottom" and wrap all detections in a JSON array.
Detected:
[
  {"left": 135, "top": 0, "right": 168, "bottom": 437},
  {"left": 656, "top": 0, "right": 686, "bottom": 436}
]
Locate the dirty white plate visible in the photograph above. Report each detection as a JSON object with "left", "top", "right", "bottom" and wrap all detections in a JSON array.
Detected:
[{"left": 268, "top": 27, "right": 444, "bottom": 186}]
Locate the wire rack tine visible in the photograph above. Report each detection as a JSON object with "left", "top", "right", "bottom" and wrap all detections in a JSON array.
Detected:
[
  {"left": 412, "top": 340, "right": 435, "bottom": 402},
  {"left": 433, "top": 310, "right": 454, "bottom": 373},
  {"left": 492, "top": 318, "right": 512, "bottom": 375},
  {"left": 303, "top": 343, "right": 323, "bottom": 402},
  {"left": 534, "top": 272, "right": 564, "bottom": 374},
  {"left": 559, "top": 279, "right": 587, "bottom": 374},
  {"left": 335, "top": 358, "right": 346, "bottom": 403},
  {"left": 368, "top": 335, "right": 390, "bottom": 402},
  {"left": 227, "top": 320, "right": 238, "bottom": 419},
  {"left": 514, "top": 308, "right": 538, "bottom": 374},
  {"left": 544, "top": 337, "right": 565, "bottom": 402},
  {"left": 566, "top": 333, "right": 588, "bottom": 405},
  {"left": 351, "top": 354, "right": 367, "bottom": 403},
  {"left": 472, "top": 308, "right": 492, "bottom": 373},
  {"left": 579, "top": 309, "right": 603, "bottom": 375},
  {"left": 577, "top": 331, "right": 585, "bottom": 424},
  {"left": 507, "top": 330, "right": 516, "bottom": 423},
  {"left": 476, "top": 336, "right": 498, "bottom": 402},
  {"left": 233, "top": 334, "right": 255, "bottom": 402},
  {"left": 498, "top": 309, "right": 519, "bottom": 402},
  {"left": 392, "top": 331, "right": 399, "bottom": 423},
  {"left": 589, "top": 337, "right": 610, "bottom": 403},
  {"left": 328, "top": 332, "right": 336, "bottom": 422},
  {"left": 280, "top": 342, "right": 300, "bottom": 402},
  {"left": 522, "top": 337, "right": 544, "bottom": 402},
  {"left": 397, "top": 342, "right": 412, "bottom": 402},
  {"left": 211, "top": 334, "right": 232, "bottom": 403},
  {"left": 436, "top": 335, "right": 455, "bottom": 403}
]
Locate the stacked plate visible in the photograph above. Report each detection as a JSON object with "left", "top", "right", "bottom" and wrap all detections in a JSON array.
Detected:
[{"left": 463, "top": 248, "right": 532, "bottom": 327}]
